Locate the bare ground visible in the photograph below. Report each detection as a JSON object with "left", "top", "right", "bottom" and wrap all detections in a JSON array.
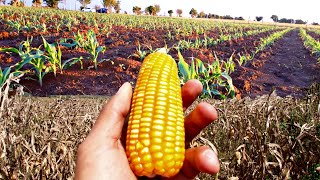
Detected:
[{"left": 233, "top": 29, "right": 320, "bottom": 98}]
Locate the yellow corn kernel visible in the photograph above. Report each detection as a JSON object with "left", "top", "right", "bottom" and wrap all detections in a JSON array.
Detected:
[{"left": 126, "top": 51, "right": 185, "bottom": 178}]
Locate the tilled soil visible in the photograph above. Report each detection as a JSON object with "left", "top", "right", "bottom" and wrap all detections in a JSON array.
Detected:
[
  {"left": 1, "top": 27, "right": 319, "bottom": 98},
  {"left": 232, "top": 30, "right": 320, "bottom": 98}
]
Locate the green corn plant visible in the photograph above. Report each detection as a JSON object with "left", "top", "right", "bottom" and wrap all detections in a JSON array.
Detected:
[
  {"left": 74, "top": 30, "right": 86, "bottom": 48},
  {"left": 0, "top": 38, "right": 33, "bottom": 68},
  {"left": 0, "top": 66, "right": 13, "bottom": 88},
  {"left": 24, "top": 50, "right": 49, "bottom": 87},
  {"left": 42, "top": 37, "right": 62, "bottom": 75},
  {"left": 59, "top": 38, "right": 78, "bottom": 48},
  {"left": 0, "top": 66, "right": 24, "bottom": 118},
  {"left": 84, "top": 30, "right": 106, "bottom": 70},
  {"left": 256, "top": 28, "right": 292, "bottom": 54},
  {"left": 166, "top": 30, "right": 173, "bottom": 40},
  {"left": 62, "top": 57, "right": 84, "bottom": 70},
  {"left": 177, "top": 50, "right": 235, "bottom": 99},
  {"left": 39, "top": 23, "right": 47, "bottom": 33},
  {"left": 223, "top": 53, "right": 235, "bottom": 74},
  {"left": 237, "top": 53, "right": 246, "bottom": 66},
  {"left": 6, "top": 20, "right": 22, "bottom": 32},
  {"left": 300, "top": 28, "right": 320, "bottom": 63},
  {"left": 129, "top": 42, "right": 148, "bottom": 61}
]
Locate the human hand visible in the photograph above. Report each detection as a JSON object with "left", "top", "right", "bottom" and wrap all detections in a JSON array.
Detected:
[{"left": 75, "top": 80, "right": 220, "bottom": 180}]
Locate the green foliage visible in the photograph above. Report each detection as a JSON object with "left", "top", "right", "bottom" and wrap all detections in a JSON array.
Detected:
[
  {"left": 295, "top": 19, "right": 306, "bottom": 24},
  {"left": 102, "top": 0, "right": 116, "bottom": 12},
  {"left": 300, "top": 28, "right": 320, "bottom": 63},
  {"left": 42, "top": 36, "right": 62, "bottom": 75},
  {"left": 0, "top": 66, "right": 24, "bottom": 91},
  {"left": 32, "top": 0, "right": 42, "bottom": 7},
  {"left": 255, "top": 28, "right": 292, "bottom": 54},
  {"left": 256, "top": 16, "right": 263, "bottom": 21},
  {"left": 83, "top": 30, "right": 106, "bottom": 69},
  {"left": 271, "top": 15, "right": 278, "bottom": 22},
  {"left": 145, "top": 5, "right": 156, "bottom": 15},
  {"left": 198, "top": 11, "right": 205, "bottom": 18},
  {"left": 154, "top": 4, "right": 160, "bottom": 15},
  {"left": 132, "top": 6, "right": 141, "bottom": 15},
  {"left": 176, "top": 9, "right": 183, "bottom": 17},
  {"left": 10, "top": 0, "right": 24, "bottom": 7},
  {"left": 24, "top": 50, "right": 49, "bottom": 87},
  {"left": 77, "top": 0, "right": 91, "bottom": 7},
  {"left": 43, "top": 0, "right": 60, "bottom": 8},
  {"left": 129, "top": 42, "right": 148, "bottom": 61},
  {"left": 177, "top": 51, "right": 235, "bottom": 99},
  {"left": 189, "top": 8, "right": 198, "bottom": 18},
  {"left": 114, "top": 0, "right": 121, "bottom": 13}
]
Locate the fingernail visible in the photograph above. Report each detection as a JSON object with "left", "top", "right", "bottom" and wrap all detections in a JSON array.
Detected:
[
  {"left": 204, "top": 149, "right": 218, "bottom": 163},
  {"left": 117, "top": 82, "right": 129, "bottom": 94}
]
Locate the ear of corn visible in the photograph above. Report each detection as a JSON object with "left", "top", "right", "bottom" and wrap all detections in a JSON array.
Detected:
[{"left": 126, "top": 52, "right": 185, "bottom": 178}]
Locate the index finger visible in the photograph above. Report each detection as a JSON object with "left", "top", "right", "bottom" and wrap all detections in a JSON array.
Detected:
[{"left": 181, "top": 80, "right": 203, "bottom": 111}]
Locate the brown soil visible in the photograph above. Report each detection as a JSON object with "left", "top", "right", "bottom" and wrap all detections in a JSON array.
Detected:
[
  {"left": 1, "top": 27, "right": 319, "bottom": 98},
  {"left": 308, "top": 31, "right": 320, "bottom": 41},
  {"left": 232, "top": 29, "right": 320, "bottom": 98}
]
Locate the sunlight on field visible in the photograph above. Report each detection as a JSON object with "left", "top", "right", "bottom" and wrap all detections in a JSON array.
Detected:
[{"left": 0, "top": 5, "right": 320, "bottom": 179}]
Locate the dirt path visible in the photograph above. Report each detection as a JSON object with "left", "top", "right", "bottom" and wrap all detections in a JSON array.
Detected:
[{"left": 234, "top": 29, "right": 320, "bottom": 98}]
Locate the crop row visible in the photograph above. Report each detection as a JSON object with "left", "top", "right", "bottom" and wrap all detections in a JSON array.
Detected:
[
  {"left": 299, "top": 28, "right": 320, "bottom": 63},
  {"left": 1, "top": 28, "right": 291, "bottom": 99},
  {"left": 0, "top": 6, "right": 282, "bottom": 39},
  {"left": 175, "top": 27, "right": 277, "bottom": 51},
  {"left": 0, "top": 30, "right": 107, "bottom": 87},
  {"left": 176, "top": 28, "right": 292, "bottom": 98}
]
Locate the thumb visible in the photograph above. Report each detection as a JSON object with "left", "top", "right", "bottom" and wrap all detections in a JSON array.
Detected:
[{"left": 89, "top": 82, "right": 132, "bottom": 144}]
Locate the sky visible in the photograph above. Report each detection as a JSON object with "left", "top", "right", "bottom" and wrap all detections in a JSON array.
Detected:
[{"left": 8, "top": 0, "right": 320, "bottom": 23}]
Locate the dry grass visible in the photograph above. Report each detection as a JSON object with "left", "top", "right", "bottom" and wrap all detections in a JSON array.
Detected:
[
  {"left": 0, "top": 95, "right": 108, "bottom": 179},
  {"left": 194, "top": 84, "right": 320, "bottom": 179},
  {"left": 0, "top": 84, "right": 319, "bottom": 179}
]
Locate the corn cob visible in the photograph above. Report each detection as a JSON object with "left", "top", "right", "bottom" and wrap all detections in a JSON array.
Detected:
[{"left": 126, "top": 51, "right": 185, "bottom": 178}]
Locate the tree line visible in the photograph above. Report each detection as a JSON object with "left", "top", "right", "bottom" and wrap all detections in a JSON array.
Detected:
[
  {"left": 3, "top": 0, "right": 121, "bottom": 12},
  {"left": 2, "top": 1, "right": 319, "bottom": 25},
  {"left": 132, "top": 5, "right": 318, "bottom": 25}
]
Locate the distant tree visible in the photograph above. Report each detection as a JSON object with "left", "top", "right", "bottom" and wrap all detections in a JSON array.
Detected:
[
  {"left": 288, "top": 19, "right": 294, "bottom": 23},
  {"left": 154, "top": 4, "right": 160, "bottom": 15},
  {"left": 0, "top": 0, "right": 5, "bottom": 4},
  {"left": 78, "top": 0, "right": 90, "bottom": 8},
  {"left": 102, "top": 0, "right": 116, "bottom": 13},
  {"left": 189, "top": 8, "right": 197, "bottom": 18},
  {"left": 168, "top": 10, "right": 173, "bottom": 17},
  {"left": 311, "top": 22, "right": 319, "bottom": 25},
  {"left": 279, "top": 18, "right": 287, "bottom": 23},
  {"left": 176, "top": 9, "right": 182, "bottom": 17},
  {"left": 114, "top": 0, "right": 120, "bottom": 13},
  {"left": 145, "top": 5, "right": 156, "bottom": 15},
  {"left": 256, "top": 16, "right": 263, "bottom": 21},
  {"left": 10, "top": 0, "right": 25, "bottom": 6},
  {"left": 198, "top": 11, "right": 205, "bottom": 18},
  {"left": 235, "top": 16, "right": 244, "bottom": 20},
  {"left": 223, "top": 15, "right": 233, "bottom": 20},
  {"left": 32, "top": 0, "right": 42, "bottom": 7},
  {"left": 270, "top": 15, "right": 278, "bottom": 22},
  {"left": 44, "top": 0, "right": 60, "bottom": 8},
  {"left": 295, "top": 19, "right": 306, "bottom": 24},
  {"left": 279, "top": 18, "right": 294, "bottom": 24},
  {"left": 133, "top": 6, "right": 142, "bottom": 15}
]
